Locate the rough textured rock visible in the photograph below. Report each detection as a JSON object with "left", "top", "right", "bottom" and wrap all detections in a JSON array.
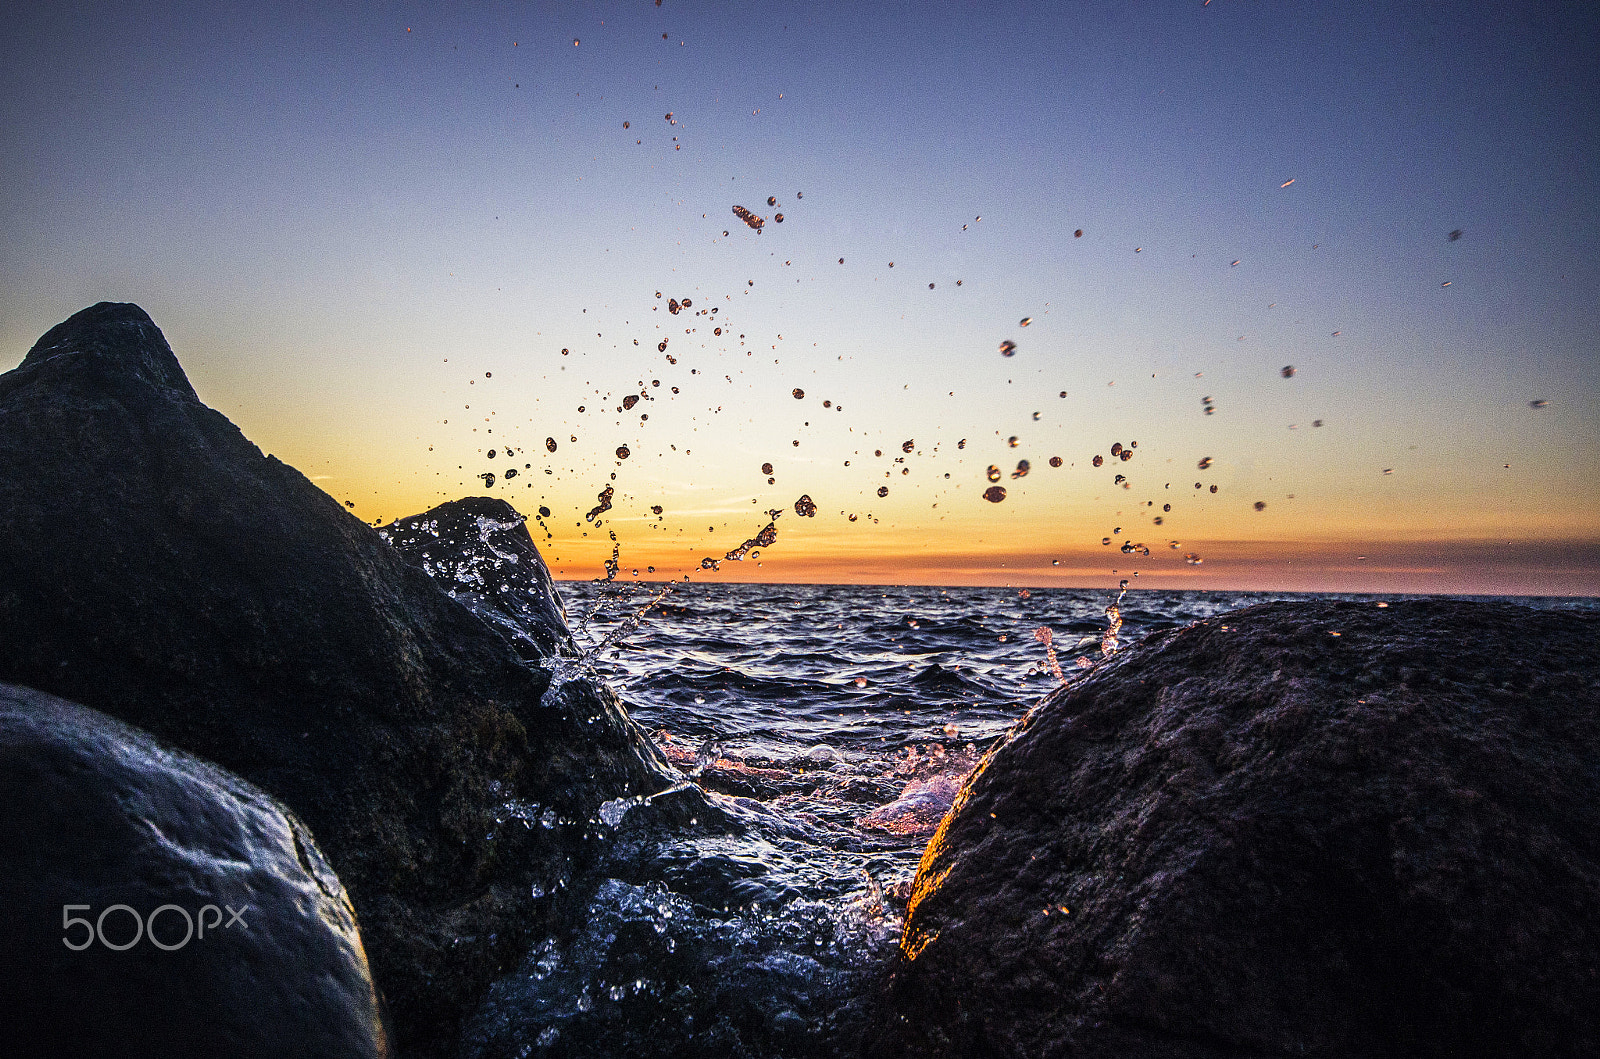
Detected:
[
  {"left": 879, "top": 599, "right": 1600, "bottom": 1059},
  {"left": 0, "top": 682, "right": 389, "bottom": 1058},
  {"left": 0, "top": 302, "right": 677, "bottom": 1056},
  {"left": 383, "top": 496, "right": 576, "bottom": 660}
]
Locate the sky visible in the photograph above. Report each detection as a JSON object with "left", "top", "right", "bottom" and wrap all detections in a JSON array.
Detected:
[{"left": 3, "top": 0, "right": 1598, "bottom": 593}]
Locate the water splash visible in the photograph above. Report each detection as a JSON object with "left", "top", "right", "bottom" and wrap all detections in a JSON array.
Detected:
[
  {"left": 1101, "top": 579, "right": 1129, "bottom": 658},
  {"left": 1032, "top": 625, "right": 1065, "bottom": 683}
]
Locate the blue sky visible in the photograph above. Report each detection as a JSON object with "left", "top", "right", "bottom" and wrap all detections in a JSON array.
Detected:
[{"left": 4, "top": 0, "right": 1597, "bottom": 591}]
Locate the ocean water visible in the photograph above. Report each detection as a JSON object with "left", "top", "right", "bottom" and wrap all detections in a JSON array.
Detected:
[{"left": 462, "top": 583, "right": 1597, "bottom": 1058}]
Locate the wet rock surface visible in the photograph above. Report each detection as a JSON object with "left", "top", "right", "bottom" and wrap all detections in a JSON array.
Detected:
[
  {"left": 0, "top": 303, "right": 677, "bottom": 1056},
  {"left": 878, "top": 599, "right": 1600, "bottom": 1059},
  {"left": 383, "top": 496, "right": 576, "bottom": 660},
  {"left": 0, "top": 682, "right": 389, "bottom": 1058}
]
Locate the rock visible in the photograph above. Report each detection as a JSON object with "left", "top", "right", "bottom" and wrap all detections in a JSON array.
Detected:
[
  {"left": 0, "top": 303, "right": 677, "bottom": 1056},
  {"left": 383, "top": 497, "right": 576, "bottom": 660},
  {"left": 879, "top": 599, "right": 1600, "bottom": 1058},
  {"left": 0, "top": 682, "right": 389, "bottom": 1058}
]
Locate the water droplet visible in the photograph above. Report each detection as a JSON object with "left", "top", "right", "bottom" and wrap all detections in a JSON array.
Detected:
[
  {"left": 1019, "top": 316, "right": 1032, "bottom": 327},
  {"left": 986, "top": 466, "right": 1002, "bottom": 482},
  {"left": 1092, "top": 455, "right": 1104, "bottom": 468},
  {"left": 1281, "top": 365, "right": 1296, "bottom": 378},
  {"left": 998, "top": 339, "right": 1018, "bottom": 357},
  {"left": 538, "top": 505, "right": 551, "bottom": 517},
  {"left": 761, "top": 462, "right": 774, "bottom": 475},
  {"left": 1185, "top": 552, "right": 1203, "bottom": 565},
  {"left": 1012, "top": 460, "right": 1030, "bottom": 479},
  {"left": 651, "top": 505, "right": 663, "bottom": 514},
  {"left": 877, "top": 486, "right": 889, "bottom": 497},
  {"left": 1049, "top": 456, "right": 1062, "bottom": 467},
  {"left": 901, "top": 439, "right": 915, "bottom": 453},
  {"left": 1074, "top": 229, "right": 1083, "bottom": 238},
  {"left": 767, "top": 196, "right": 777, "bottom": 206},
  {"left": 616, "top": 446, "right": 631, "bottom": 459},
  {"left": 1197, "top": 457, "right": 1212, "bottom": 470},
  {"left": 546, "top": 437, "right": 558, "bottom": 452},
  {"left": 623, "top": 121, "right": 630, "bottom": 129},
  {"left": 775, "top": 213, "right": 784, "bottom": 222},
  {"left": 794, "top": 495, "right": 817, "bottom": 517},
  {"left": 731, "top": 205, "right": 765, "bottom": 230},
  {"left": 793, "top": 388, "right": 805, "bottom": 399},
  {"left": 1253, "top": 501, "right": 1266, "bottom": 511},
  {"left": 1007, "top": 436, "right": 1019, "bottom": 448},
  {"left": 1209, "top": 484, "right": 1218, "bottom": 493},
  {"left": 622, "top": 394, "right": 639, "bottom": 410},
  {"left": 983, "top": 485, "right": 1007, "bottom": 503},
  {"left": 478, "top": 472, "right": 495, "bottom": 488},
  {"left": 1449, "top": 229, "right": 1463, "bottom": 241},
  {"left": 1530, "top": 399, "right": 1549, "bottom": 409}
]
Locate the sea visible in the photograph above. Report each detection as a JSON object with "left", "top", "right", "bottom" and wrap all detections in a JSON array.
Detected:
[{"left": 461, "top": 583, "right": 1597, "bottom": 1058}]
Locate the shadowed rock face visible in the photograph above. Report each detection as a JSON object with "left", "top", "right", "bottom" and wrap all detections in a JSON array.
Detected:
[
  {"left": 383, "top": 497, "right": 576, "bottom": 660},
  {"left": 0, "top": 303, "right": 677, "bottom": 1056},
  {"left": 878, "top": 599, "right": 1600, "bottom": 1059},
  {"left": 0, "top": 683, "right": 390, "bottom": 1059}
]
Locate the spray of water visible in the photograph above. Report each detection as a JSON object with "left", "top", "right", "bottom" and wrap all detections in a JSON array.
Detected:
[
  {"left": 1100, "top": 578, "right": 1129, "bottom": 658},
  {"left": 1032, "top": 625, "right": 1066, "bottom": 684}
]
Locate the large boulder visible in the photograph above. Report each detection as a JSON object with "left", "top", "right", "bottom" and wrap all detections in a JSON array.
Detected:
[
  {"left": 0, "top": 302, "right": 677, "bottom": 1056},
  {"left": 0, "top": 682, "right": 389, "bottom": 1058},
  {"left": 382, "top": 496, "right": 577, "bottom": 660},
  {"left": 879, "top": 599, "right": 1600, "bottom": 1058}
]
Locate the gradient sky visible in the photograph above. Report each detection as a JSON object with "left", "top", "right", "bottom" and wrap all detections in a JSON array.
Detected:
[{"left": 4, "top": 0, "right": 1598, "bottom": 593}]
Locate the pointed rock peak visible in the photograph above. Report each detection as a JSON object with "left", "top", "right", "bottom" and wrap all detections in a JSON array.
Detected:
[{"left": 22, "top": 302, "right": 198, "bottom": 400}]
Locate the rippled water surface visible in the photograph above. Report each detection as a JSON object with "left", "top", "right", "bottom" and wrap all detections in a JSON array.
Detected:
[{"left": 463, "top": 584, "right": 1596, "bottom": 1058}]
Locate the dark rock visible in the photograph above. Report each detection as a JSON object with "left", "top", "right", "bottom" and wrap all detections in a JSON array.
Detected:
[
  {"left": 0, "top": 682, "right": 389, "bottom": 1058},
  {"left": 878, "top": 599, "right": 1600, "bottom": 1058},
  {"left": 0, "top": 303, "right": 677, "bottom": 1056},
  {"left": 383, "top": 497, "right": 576, "bottom": 660}
]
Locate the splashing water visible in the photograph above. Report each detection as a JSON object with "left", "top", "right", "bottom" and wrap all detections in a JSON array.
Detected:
[
  {"left": 1101, "top": 579, "right": 1129, "bottom": 658},
  {"left": 1033, "top": 625, "right": 1065, "bottom": 683}
]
